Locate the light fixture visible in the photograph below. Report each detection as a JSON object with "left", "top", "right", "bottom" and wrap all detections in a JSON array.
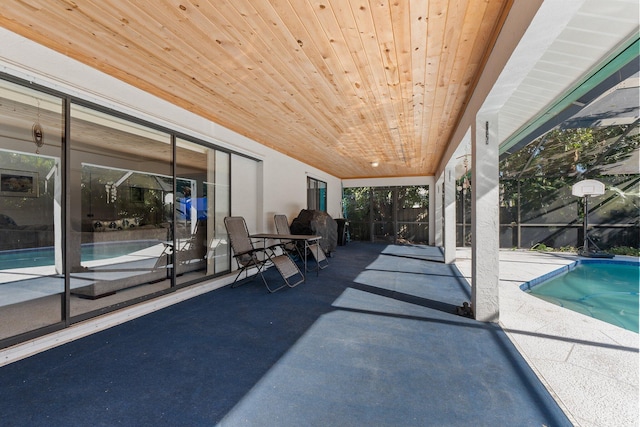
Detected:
[{"left": 370, "top": 161, "right": 379, "bottom": 167}]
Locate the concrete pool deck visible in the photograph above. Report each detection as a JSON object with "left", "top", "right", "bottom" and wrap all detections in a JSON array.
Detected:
[{"left": 454, "top": 248, "right": 639, "bottom": 427}]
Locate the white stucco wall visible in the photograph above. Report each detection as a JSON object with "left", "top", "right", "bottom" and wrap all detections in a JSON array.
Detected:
[{"left": 0, "top": 28, "right": 342, "bottom": 231}]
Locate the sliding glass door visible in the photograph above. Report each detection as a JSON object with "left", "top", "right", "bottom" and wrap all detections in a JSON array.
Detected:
[
  {"left": 69, "top": 104, "right": 174, "bottom": 317},
  {"left": 0, "top": 75, "right": 233, "bottom": 348},
  {"left": 174, "top": 138, "right": 230, "bottom": 285},
  {"left": 0, "top": 79, "right": 64, "bottom": 341}
]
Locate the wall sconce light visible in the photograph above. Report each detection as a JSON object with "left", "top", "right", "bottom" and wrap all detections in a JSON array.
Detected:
[{"left": 370, "top": 161, "right": 379, "bottom": 167}]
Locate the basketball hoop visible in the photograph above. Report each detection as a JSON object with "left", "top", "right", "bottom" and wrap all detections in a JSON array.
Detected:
[
  {"left": 572, "top": 179, "right": 605, "bottom": 197},
  {"left": 572, "top": 179, "right": 613, "bottom": 258}
]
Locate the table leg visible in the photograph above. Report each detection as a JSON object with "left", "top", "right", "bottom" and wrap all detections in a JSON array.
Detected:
[{"left": 304, "top": 240, "right": 308, "bottom": 274}]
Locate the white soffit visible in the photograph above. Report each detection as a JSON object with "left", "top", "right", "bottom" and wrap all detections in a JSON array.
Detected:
[{"left": 485, "top": 0, "right": 639, "bottom": 145}]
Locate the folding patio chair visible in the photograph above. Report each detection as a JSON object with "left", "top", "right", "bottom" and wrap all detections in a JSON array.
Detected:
[
  {"left": 224, "top": 216, "right": 304, "bottom": 293},
  {"left": 274, "top": 214, "right": 328, "bottom": 271},
  {"left": 274, "top": 214, "right": 304, "bottom": 261},
  {"left": 307, "top": 238, "right": 329, "bottom": 272},
  {"left": 174, "top": 219, "right": 207, "bottom": 275}
]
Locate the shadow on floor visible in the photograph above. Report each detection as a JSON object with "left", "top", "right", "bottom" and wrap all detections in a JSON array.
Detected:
[{"left": 0, "top": 242, "right": 571, "bottom": 427}]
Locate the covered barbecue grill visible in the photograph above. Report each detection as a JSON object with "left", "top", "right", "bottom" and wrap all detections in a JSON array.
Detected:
[{"left": 290, "top": 209, "right": 338, "bottom": 255}]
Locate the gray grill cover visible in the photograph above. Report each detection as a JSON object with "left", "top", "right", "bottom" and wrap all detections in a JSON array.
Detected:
[{"left": 290, "top": 209, "right": 338, "bottom": 254}]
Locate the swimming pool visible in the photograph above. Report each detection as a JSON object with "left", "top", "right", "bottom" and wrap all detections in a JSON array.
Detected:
[
  {"left": 521, "top": 259, "right": 639, "bottom": 333},
  {"left": 0, "top": 240, "right": 162, "bottom": 270}
]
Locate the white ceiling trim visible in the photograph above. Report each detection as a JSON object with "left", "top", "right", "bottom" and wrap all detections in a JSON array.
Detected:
[{"left": 483, "top": 0, "right": 639, "bottom": 154}]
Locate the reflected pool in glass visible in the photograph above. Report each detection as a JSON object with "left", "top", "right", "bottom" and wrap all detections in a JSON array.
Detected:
[{"left": 0, "top": 240, "right": 161, "bottom": 270}]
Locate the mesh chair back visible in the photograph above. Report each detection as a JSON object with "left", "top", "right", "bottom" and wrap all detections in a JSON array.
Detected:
[
  {"left": 224, "top": 216, "right": 254, "bottom": 265},
  {"left": 274, "top": 214, "right": 291, "bottom": 235}
]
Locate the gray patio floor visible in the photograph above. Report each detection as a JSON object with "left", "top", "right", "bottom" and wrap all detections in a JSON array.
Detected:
[{"left": 0, "top": 243, "right": 636, "bottom": 426}]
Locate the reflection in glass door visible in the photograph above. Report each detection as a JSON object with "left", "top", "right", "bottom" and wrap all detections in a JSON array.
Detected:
[
  {"left": 70, "top": 104, "right": 173, "bottom": 318},
  {"left": 175, "top": 138, "right": 229, "bottom": 285},
  {"left": 0, "top": 78, "right": 233, "bottom": 348},
  {"left": 0, "top": 80, "right": 64, "bottom": 341}
]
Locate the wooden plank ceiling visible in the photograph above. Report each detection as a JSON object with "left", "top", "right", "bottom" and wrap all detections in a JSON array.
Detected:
[{"left": 0, "top": 0, "right": 511, "bottom": 179}]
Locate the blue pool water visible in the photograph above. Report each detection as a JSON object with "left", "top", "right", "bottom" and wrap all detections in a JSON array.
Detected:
[
  {"left": 0, "top": 240, "right": 161, "bottom": 270},
  {"left": 523, "top": 260, "right": 639, "bottom": 333}
]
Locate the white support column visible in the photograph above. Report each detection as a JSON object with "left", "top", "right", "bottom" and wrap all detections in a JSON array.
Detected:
[
  {"left": 434, "top": 174, "right": 444, "bottom": 247},
  {"left": 471, "top": 115, "right": 500, "bottom": 322},
  {"left": 428, "top": 178, "right": 436, "bottom": 246},
  {"left": 443, "top": 166, "right": 456, "bottom": 264}
]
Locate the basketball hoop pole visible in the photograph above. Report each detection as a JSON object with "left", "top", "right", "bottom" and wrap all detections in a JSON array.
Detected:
[{"left": 583, "top": 194, "right": 590, "bottom": 253}]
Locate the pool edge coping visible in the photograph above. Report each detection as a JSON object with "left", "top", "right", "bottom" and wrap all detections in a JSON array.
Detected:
[{"left": 518, "top": 257, "right": 640, "bottom": 291}]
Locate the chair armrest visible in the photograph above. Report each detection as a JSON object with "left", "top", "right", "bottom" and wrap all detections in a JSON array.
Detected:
[{"left": 232, "top": 247, "right": 266, "bottom": 258}]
